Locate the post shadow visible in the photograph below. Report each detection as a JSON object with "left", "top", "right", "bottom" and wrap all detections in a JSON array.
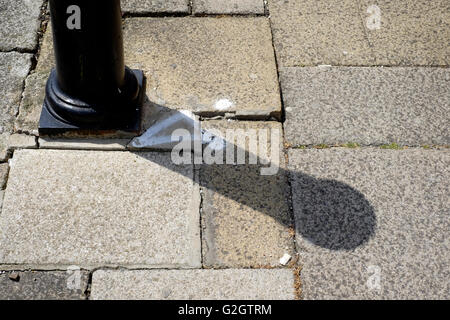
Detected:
[{"left": 133, "top": 99, "right": 377, "bottom": 251}]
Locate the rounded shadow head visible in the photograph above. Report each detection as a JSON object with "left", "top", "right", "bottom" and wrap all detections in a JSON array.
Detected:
[{"left": 294, "top": 175, "right": 377, "bottom": 251}]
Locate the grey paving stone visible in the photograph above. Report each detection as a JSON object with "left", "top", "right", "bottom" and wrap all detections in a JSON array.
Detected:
[
  {"left": 0, "top": 271, "right": 88, "bottom": 300},
  {"left": 123, "top": 17, "right": 281, "bottom": 119},
  {"left": 288, "top": 148, "right": 450, "bottom": 299},
  {"left": 193, "top": 0, "right": 265, "bottom": 14},
  {"left": 282, "top": 67, "right": 450, "bottom": 146},
  {"left": 0, "top": 52, "right": 33, "bottom": 133},
  {"left": 0, "top": 0, "right": 43, "bottom": 51},
  {"left": 269, "top": 0, "right": 374, "bottom": 67},
  {"left": 200, "top": 121, "right": 295, "bottom": 268},
  {"left": 0, "top": 150, "right": 201, "bottom": 269},
  {"left": 91, "top": 269, "right": 295, "bottom": 300},
  {"left": 361, "top": 0, "right": 450, "bottom": 66},
  {"left": 121, "top": 0, "right": 190, "bottom": 14}
]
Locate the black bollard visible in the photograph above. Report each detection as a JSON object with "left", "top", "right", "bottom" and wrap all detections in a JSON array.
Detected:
[{"left": 39, "top": 0, "right": 144, "bottom": 134}]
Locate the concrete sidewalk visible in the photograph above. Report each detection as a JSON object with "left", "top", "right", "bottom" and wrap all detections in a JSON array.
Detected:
[{"left": 0, "top": 0, "right": 448, "bottom": 300}]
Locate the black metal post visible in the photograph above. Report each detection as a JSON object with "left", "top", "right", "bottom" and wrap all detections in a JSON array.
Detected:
[{"left": 39, "top": 0, "right": 144, "bottom": 134}]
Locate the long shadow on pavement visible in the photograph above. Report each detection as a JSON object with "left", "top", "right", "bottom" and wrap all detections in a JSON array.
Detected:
[{"left": 134, "top": 101, "right": 377, "bottom": 251}]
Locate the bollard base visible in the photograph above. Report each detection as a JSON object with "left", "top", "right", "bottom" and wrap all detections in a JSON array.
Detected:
[{"left": 39, "top": 69, "right": 145, "bottom": 136}]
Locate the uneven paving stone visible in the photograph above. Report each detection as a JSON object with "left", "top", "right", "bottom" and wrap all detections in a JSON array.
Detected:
[
  {"left": 0, "top": 150, "right": 201, "bottom": 269},
  {"left": 0, "top": 163, "right": 8, "bottom": 190},
  {"left": 121, "top": 0, "right": 190, "bottom": 14},
  {"left": 91, "top": 269, "right": 295, "bottom": 300},
  {"left": 200, "top": 121, "right": 295, "bottom": 268},
  {"left": 15, "top": 71, "right": 48, "bottom": 135},
  {"left": 0, "top": 271, "right": 89, "bottom": 300},
  {"left": 0, "top": 52, "right": 33, "bottom": 133},
  {"left": 361, "top": 0, "right": 450, "bottom": 66},
  {"left": 123, "top": 17, "right": 281, "bottom": 119},
  {"left": 288, "top": 148, "right": 450, "bottom": 299},
  {"left": 193, "top": 0, "right": 265, "bottom": 14},
  {"left": 0, "top": 0, "right": 43, "bottom": 51},
  {"left": 269, "top": 0, "right": 374, "bottom": 67},
  {"left": 7, "top": 133, "right": 37, "bottom": 150},
  {"left": 282, "top": 67, "right": 450, "bottom": 146}
]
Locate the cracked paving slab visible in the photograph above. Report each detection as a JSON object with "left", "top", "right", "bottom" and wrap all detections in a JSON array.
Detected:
[
  {"left": 0, "top": 52, "right": 33, "bottom": 133},
  {"left": 91, "top": 269, "right": 295, "bottom": 300},
  {"left": 288, "top": 148, "right": 449, "bottom": 299},
  {"left": 0, "top": 149, "right": 201, "bottom": 269}
]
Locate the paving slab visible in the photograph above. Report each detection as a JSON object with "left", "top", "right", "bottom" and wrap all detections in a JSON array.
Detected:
[
  {"left": 0, "top": 52, "right": 33, "bottom": 133},
  {"left": 121, "top": 0, "right": 190, "bottom": 14},
  {"left": 6, "top": 133, "right": 37, "bottom": 150},
  {"left": 91, "top": 269, "right": 295, "bottom": 300},
  {"left": 361, "top": 0, "right": 450, "bottom": 66},
  {"left": 0, "top": 150, "right": 201, "bottom": 269},
  {"left": 193, "top": 0, "right": 265, "bottom": 15},
  {"left": 0, "top": 0, "right": 43, "bottom": 51},
  {"left": 39, "top": 138, "right": 129, "bottom": 151},
  {"left": 15, "top": 71, "right": 48, "bottom": 135},
  {"left": 24, "top": 17, "right": 281, "bottom": 134},
  {"left": 123, "top": 17, "right": 281, "bottom": 119},
  {"left": 282, "top": 67, "right": 450, "bottom": 146},
  {"left": 200, "top": 121, "right": 295, "bottom": 268},
  {"left": 269, "top": 0, "right": 374, "bottom": 67},
  {"left": 288, "top": 148, "right": 450, "bottom": 299},
  {"left": 0, "top": 271, "right": 89, "bottom": 300}
]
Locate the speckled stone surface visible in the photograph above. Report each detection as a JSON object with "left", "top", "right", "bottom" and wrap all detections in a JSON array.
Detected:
[
  {"left": 288, "top": 148, "right": 450, "bottom": 299},
  {"left": 193, "top": 0, "right": 265, "bottom": 14},
  {"left": 282, "top": 67, "right": 450, "bottom": 146},
  {"left": 121, "top": 0, "right": 190, "bottom": 14},
  {"left": 200, "top": 121, "right": 294, "bottom": 268},
  {"left": 123, "top": 17, "right": 281, "bottom": 119},
  {"left": 361, "top": 0, "right": 450, "bottom": 66},
  {"left": 0, "top": 150, "right": 201, "bottom": 269},
  {"left": 0, "top": 52, "right": 33, "bottom": 133},
  {"left": 0, "top": 271, "right": 89, "bottom": 300},
  {"left": 15, "top": 71, "right": 48, "bottom": 135},
  {"left": 0, "top": 163, "right": 8, "bottom": 190},
  {"left": 269, "top": 0, "right": 374, "bottom": 67},
  {"left": 0, "top": 0, "right": 43, "bottom": 51},
  {"left": 91, "top": 269, "right": 295, "bottom": 300}
]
